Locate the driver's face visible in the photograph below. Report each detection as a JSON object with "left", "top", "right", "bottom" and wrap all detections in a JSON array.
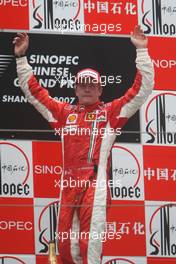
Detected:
[{"left": 75, "top": 77, "right": 102, "bottom": 105}]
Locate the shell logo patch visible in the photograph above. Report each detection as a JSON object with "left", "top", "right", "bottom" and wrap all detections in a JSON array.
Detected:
[{"left": 66, "top": 114, "right": 78, "bottom": 124}]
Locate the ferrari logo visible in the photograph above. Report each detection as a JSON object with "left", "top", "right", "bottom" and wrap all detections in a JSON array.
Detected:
[{"left": 85, "top": 113, "right": 96, "bottom": 121}]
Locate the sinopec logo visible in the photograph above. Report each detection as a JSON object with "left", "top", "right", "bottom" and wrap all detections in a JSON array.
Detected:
[
  {"left": 138, "top": 0, "right": 176, "bottom": 37},
  {"left": 36, "top": 200, "right": 59, "bottom": 253},
  {"left": 34, "top": 164, "right": 62, "bottom": 175},
  {"left": 0, "top": 0, "right": 27, "bottom": 7},
  {"left": 111, "top": 145, "right": 143, "bottom": 200},
  {"left": 0, "top": 142, "right": 32, "bottom": 197},
  {"left": 144, "top": 92, "right": 176, "bottom": 145},
  {"left": 0, "top": 221, "right": 32, "bottom": 231},
  {"left": 148, "top": 203, "right": 176, "bottom": 257},
  {"left": 30, "top": 0, "right": 83, "bottom": 31},
  {"left": 152, "top": 59, "right": 176, "bottom": 69}
]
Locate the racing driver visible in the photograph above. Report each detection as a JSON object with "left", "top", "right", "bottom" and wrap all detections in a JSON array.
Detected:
[{"left": 13, "top": 25, "right": 154, "bottom": 264}]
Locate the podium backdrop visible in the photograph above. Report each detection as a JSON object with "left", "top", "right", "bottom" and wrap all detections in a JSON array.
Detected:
[{"left": 0, "top": 0, "right": 176, "bottom": 263}]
